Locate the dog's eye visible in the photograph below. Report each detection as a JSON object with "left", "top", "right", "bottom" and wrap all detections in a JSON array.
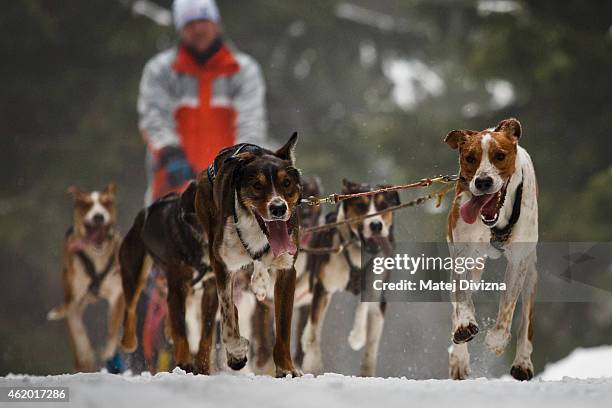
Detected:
[
  {"left": 252, "top": 181, "right": 263, "bottom": 191},
  {"left": 355, "top": 202, "right": 369, "bottom": 212},
  {"left": 76, "top": 199, "right": 92, "bottom": 208},
  {"left": 283, "top": 178, "right": 291, "bottom": 188},
  {"left": 465, "top": 155, "right": 476, "bottom": 164},
  {"left": 494, "top": 152, "right": 506, "bottom": 161}
]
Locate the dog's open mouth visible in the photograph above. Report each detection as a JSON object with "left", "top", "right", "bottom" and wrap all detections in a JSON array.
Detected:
[
  {"left": 84, "top": 224, "right": 109, "bottom": 247},
  {"left": 365, "top": 235, "right": 393, "bottom": 256},
  {"left": 255, "top": 213, "right": 297, "bottom": 257},
  {"left": 460, "top": 182, "right": 508, "bottom": 226}
]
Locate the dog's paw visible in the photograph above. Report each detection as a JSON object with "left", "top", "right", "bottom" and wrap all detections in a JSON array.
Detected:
[
  {"left": 348, "top": 327, "right": 366, "bottom": 351},
  {"left": 301, "top": 348, "right": 323, "bottom": 375},
  {"left": 452, "top": 322, "right": 479, "bottom": 344},
  {"left": 510, "top": 361, "right": 534, "bottom": 381},
  {"left": 485, "top": 328, "right": 510, "bottom": 356},
  {"left": 448, "top": 344, "right": 470, "bottom": 380},
  {"left": 510, "top": 365, "right": 534, "bottom": 381},
  {"left": 178, "top": 363, "right": 196, "bottom": 374},
  {"left": 47, "top": 306, "right": 66, "bottom": 321},
  {"left": 227, "top": 354, "right": 248, "bottom": 371},
  {"left": 226, "top": 336, "right": 249, "bottom": 371},
  {"left": 276, "top": 366, "right": 303, "bottom": 378},
  {"left": 250, "top": 265, "right": 270, "bottom": 302},
  {"left": 449, "top": 361, "right": 470, "bottom": 380}
]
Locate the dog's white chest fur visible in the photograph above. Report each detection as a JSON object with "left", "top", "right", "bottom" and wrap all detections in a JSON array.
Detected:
[{"left": 219, "top": 198, "right": 293, "bottom": 273}]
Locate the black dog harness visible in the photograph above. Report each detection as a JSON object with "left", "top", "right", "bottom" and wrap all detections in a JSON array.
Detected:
[
  {"left": 206, "top": 143, "right": 260, "bottom": 184},
  {"left": 490, "top": 180, "right": 523, "bottom": 251},
  {"left": 75, "top": 249, "right": 116, "bottom": 297},
  {"left": 338, "top": 230, "right": 363, "bottom": 295}
]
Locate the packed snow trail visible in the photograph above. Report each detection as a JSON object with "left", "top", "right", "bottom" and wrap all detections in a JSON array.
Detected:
[{"left": 2, "top": 370, "right": 612, "bottom": 408}]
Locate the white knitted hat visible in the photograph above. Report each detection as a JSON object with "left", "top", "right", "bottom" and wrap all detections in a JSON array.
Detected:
[{"left": 173, "top": 0, "right": 220, "bottom": 30}]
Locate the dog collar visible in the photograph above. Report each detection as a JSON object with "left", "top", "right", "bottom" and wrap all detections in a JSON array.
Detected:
[
  {"left": 232, "top": 190, "right": 270, "bottom": 261},
  {"left": 490, "top": 178, "right": 524, "bottom": 251}
]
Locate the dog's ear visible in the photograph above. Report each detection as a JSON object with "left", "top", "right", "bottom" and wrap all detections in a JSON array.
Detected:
[
  {"left": 180, "top": 181, "right": 197, "bottom": 214},
  {"left": 495, "top": 118, "right": 522, "bottom": 140},
  {"left": 444, "top": 130, "right": 475, "bottom": 150},
  {"left": 214, "top": 152, "right": 256, "bottom": 219},
  {"left": 341, "top": 178, "right": 362, "bottom": 193},
  {"left": 276, "top": 132, "right": 298, "bottom": 165},
  {"left": 67, "top": 186, "right": 82, "bottom": 200},
  {"left": 103, "top": 183, "right": 116, "bottom": 196},
  {"left": 376, "top": 185, "right": 401, "bottom": 206}
]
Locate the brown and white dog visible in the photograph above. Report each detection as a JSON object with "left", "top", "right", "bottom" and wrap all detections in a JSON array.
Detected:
[
  {"left": 301, "top": 179, "right": 399, "bottom": 376},
  {"left": 47, "top": 184, "right": 124, "bottom": 372},
  {"left": 195, "top": 134, "right": 302, "bottom": 377},
  {"left": 444, "top": 118, "right": 538, "bottom": 381}
]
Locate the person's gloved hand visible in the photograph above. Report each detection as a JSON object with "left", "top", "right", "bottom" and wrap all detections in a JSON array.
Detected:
[{"left": 158, "top": 146, "right": 195, "bottom": 188}]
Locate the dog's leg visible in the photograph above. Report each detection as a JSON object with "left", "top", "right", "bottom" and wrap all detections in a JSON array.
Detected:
[
  {"left": 449, "top": 342, "right": 470, "bottom": 380},
  {"left": 451, "top": 263, "right": 483, "bottom": 344},
  {"left": 360, "top": 302, "right": 386, "bottom": 377},
  {"left": 511, "top": 257, "right": 537, "bottom": 381},
  {"left": 272, "top": 267, "right": 300, "bottom": 377},
  {"left": 195, "top": 276, "right": 219, "bottom": 375},
  {"left": 301, "top": 281, "right": 330, "bottom": 375},
  {"left": 252, "top": 300, "right": 274, "bottom": 373},
  {"left": 348, "top": 302, "right": 369, "bottom": 351},
  {"left": 449, "top": 264, "right": 484, "bottom": 379},
  {"left": 166, "top": 273, "right": 193, "bottom": 372},
  {"left": 66, "top": 299, "right": 96, "bottom": 372},
  {"left": 48, "top": 252, "right": 75, "bottom": 320},
  {"left": 101, "top": 292, "right": 125, "bottom": 361},
  {"left": 293, "top": 304, "right": 310, "bottom": 367},
  {"left": 213, "top": 258, "right": 249, "bottom": 371},
  {"left": 250, "top": 262, "right": 270, "bottom": 302},
  {"left": 120, "top": 217, "right": 151, "bottom": 353},
  {"left": 485, "top": 256, "right": 529, "bottom": 356}
]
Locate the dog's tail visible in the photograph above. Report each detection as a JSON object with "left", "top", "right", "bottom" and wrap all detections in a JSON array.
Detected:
[
  {"left": 47, "top": 304, "right": 67, "bottom": 320},
  {"left": 119, "top": 209, "right": 151, "bottom": 353}
]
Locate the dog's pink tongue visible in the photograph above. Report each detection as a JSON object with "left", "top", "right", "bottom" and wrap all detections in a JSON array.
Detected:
[
  {"left": 460, "top": 194, "right": 494, "bottom": 224},
  {"left": 265, "top": 220, "right": 297, "bottom": 257},
  {"left": 371, "top": 236, "right": 393, "bottom": 256}
]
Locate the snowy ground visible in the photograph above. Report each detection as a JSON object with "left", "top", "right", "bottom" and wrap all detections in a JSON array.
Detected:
[
  {"left": 1, "top": 370, "right": 611, "bottom": 408},
  {"left": 2, "top": 346, "right": 612, "bottom": 408},
  {"left": 540, "top": 345, "right": 612, "bottom": 381}
]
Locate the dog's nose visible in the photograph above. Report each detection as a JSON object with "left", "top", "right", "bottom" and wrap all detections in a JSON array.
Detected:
[
  {"left": 93, "top": 213, "right": 105, "bottom": 225},
  {"left": 269, "top": 202, "right": 287, "bottom": 218},
  {"left": 475, "top": 176, "right": 493, "bottom": 192},
  {"left": 370, "top": 221, "right": 383, "bottom": 234}
]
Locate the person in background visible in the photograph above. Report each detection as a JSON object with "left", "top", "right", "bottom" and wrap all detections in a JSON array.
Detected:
[
  {"left": 132, "top": 0, "right": 268, "bottom": 373},
  {"left": 139, "top": 0, "right": 268, "bottom": 204}
]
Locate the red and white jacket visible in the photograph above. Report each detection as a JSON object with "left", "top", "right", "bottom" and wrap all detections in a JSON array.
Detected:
[{"left": 138, "top": 43, "right": 267, "bottom": 203}]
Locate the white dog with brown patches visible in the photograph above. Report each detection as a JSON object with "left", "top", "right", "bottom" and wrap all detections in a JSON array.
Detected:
[{"left": 444, "top": 118, "right": 538, "bottom": 381}]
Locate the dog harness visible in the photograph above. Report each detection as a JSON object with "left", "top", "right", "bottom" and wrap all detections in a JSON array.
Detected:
[
  {"left": 490, "top": 180, "right": 524, "bottom": 251},
  {"left": 74, "top": 248, "right": 116, "bottom": 297},
  {"left": 338, "top": 230, "right": 364, "bottom": 295}
]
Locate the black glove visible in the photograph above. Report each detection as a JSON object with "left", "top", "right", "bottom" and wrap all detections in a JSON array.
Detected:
[{"left": 158, "top": 146, "right": 195, "bottom": 188}]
